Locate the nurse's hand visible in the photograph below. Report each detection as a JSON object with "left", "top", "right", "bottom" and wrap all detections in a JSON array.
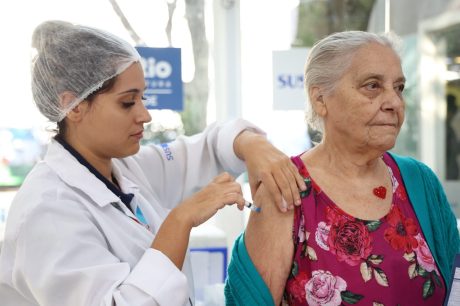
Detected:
[
  {"left": 233, "top": 130, "right": 306, "bottom": 212},
  {"left": 152, "top": 172, "right": 244, "bottom": 269},
  {"left": 175, "top": 172, "right": 245, "bottom": 228}
]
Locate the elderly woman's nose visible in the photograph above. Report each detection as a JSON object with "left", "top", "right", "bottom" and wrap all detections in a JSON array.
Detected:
[{"left": 382, "top": 88, "right": 404, "bottom": 110}]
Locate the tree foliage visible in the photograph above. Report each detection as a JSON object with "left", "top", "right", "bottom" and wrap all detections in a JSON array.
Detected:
[
  {"left": 293, "top": 0, "right": 376, "bottom": 47},
  {"left": 181, "top": 0, "right": 209, "bottom": 135}
]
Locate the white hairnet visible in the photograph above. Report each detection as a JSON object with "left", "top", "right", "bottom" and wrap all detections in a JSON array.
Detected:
[{"left": 31, "top": 20, "right": 140, "bottom": 122}]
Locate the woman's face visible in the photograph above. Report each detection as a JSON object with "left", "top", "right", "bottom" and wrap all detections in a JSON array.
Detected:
[
  {"left": 322, "top": 42, "right": 405, "bottom": 153},
  {"left": 76, "top": 62, "right": 152, "bottom": 159}
]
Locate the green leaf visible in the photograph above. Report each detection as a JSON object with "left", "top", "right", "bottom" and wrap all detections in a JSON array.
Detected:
[
  {"left": 433, "top": 271, "right": 442, "bottom": 287},
  {"left": 368, "top": 254, "right": 384, "bottom": 265},
  {"left": 301, "top": 242, "right": 307, "bottom": 258},
  {"left": 360, "top": 262, "right": 372, "bottom": 282},
  {"left": 422, "top": 279, "right": 434, "bottom": 299},
  {"left": 365, "top": 220, "right": 382, "bottom": 232},
  {"left": 374, "top": 267, "right": 389, "bottom": 287},
  {"left": 403, "top": 252, "right": 415, "bottom": 262},
  {"left": 408, "top": 263, "right": 417, "bottom": 279},
  {"left": 307, "top": 246, "right": 317, "bottom": 260},
  {"left": 290, "top": 261, "right": 298, "bottom": 277},
  {"left": 417, "top": 266, "right": 429, "bottom": 277},
  {"left": 341, "top": 290, "right": 364, "bottom": 304}
]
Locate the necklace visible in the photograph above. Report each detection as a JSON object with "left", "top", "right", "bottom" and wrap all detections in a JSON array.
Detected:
[{"left": 373, "top": 186, "right": 387, "bottom": 199}]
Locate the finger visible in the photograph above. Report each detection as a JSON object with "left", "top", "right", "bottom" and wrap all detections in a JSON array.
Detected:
[
  {"left": 280, "top": 166, "right": 304, "bottom": 207},
  {"left": 221, "top": 192, "right": 245, "bottom": 208},
  {"left": 288, "top": 166, "right": 306, "bottom": 206},
  {"left": 221, "top": 182, "right": 244, "bottom": 196},
  {"left": 288, "top": 162, "right": 307, "bottom": 192},
  {"left": 272, "top": 168, "right": 296, "bottom": 209},
  {"left": 213, "top": 172, "right": 235, "bottom": 184},
  {"left": 274, "top": 160, "right": 306, "bottom": 207},
  {"left": 248, "top": 177, "right": 261, "bottom": 198},
  {"left": 262, "top": 164, "right": 294, "bottom": 206},
  {"left": 258, "top": 172, "right": 285, "bottom": 212}
]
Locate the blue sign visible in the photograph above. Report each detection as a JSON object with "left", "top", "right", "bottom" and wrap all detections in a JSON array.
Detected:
[{"left": 135, "top": 47, "right": 184, "bottom": 111}]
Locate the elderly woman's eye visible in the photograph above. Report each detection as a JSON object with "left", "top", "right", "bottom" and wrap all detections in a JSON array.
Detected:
[
  {"left": 365, "top": 82, "right": 379, "bottom": 90},
  {"left": 396, "top": 84, "right": 405, "bottom": 92}
]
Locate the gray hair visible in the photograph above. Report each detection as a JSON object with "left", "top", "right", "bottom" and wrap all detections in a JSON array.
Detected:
[{"left": 304, "top": 31, "right": 402, "bottom": 132}]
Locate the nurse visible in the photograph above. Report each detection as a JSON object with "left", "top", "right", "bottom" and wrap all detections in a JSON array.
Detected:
[{"left": 0, "top": 20, "right": 305, "bottom": 305}]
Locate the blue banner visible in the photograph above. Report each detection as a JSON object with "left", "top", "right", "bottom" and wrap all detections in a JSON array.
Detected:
[{"left": 136, "top": 47, "right": 184, "bottom": 111}]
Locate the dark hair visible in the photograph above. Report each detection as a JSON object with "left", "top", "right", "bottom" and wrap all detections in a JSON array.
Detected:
[{"left": 56, "top": 76, "right": 117, "bottom": 138}]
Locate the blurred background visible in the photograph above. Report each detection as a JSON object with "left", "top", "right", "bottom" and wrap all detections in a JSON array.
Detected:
[{"left": 1, "top": 0, "right": 460, "bottom": 304}]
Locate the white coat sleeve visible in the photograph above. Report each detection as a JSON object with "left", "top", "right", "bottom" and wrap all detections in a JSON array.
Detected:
[
  {"left": 127, "top": 118, "right": 265, "bottom": 208},
  {"left": 10, "top": 197, "right": 188, "bottom": 306}
]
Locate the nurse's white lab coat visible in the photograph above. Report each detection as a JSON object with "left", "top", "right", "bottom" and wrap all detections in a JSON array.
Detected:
[{"left": 0, "top": 119, "right": 257, "bottom": 306}]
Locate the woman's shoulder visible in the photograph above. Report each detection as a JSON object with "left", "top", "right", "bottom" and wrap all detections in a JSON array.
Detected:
[
  {"left": 387, "top": 151, "right": 425, "bottom": 166},
  {"left": 14, "top": 162, "right": 85, "bottom": 207},
  {"left": 14, "top": 161, "right": 60, "bottom": 203},
  {"left": 5, "top": 164, "right": 87, "bottom": 241},
  {"left": 387, "top": 152, "right": 438, "bottom": 179}
]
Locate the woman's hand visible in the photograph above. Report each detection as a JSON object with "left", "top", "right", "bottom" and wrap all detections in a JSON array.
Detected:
[
  {"left": 152, "top": 172, "right": 244, "bottom": 269},
  {"left": 234, "top": 130, "right": 306, "bottom": 212},
  {"left": 173, "top": 172, "right": 245, "bottom": 228}
]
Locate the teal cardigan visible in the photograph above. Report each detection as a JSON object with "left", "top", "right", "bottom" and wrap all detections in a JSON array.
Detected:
[{"left": 224, "top": 153, "right": 460, "bottom": 305}]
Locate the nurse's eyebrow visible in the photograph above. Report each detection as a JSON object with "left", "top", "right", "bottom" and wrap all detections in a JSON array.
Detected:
[{"left": 117, "top": 87, "right": 148, "bottom": 95}]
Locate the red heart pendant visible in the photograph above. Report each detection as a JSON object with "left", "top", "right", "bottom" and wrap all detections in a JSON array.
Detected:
[{"left": 373, "top": 186, "right": 387, "bottom": 199}]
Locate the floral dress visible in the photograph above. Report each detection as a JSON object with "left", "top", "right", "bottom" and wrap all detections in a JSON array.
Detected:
[{"left": 284, "top": 153, "right": 445, "bottom": 306}]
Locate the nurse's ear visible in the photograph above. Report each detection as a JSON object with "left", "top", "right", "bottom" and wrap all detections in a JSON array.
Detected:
[
  {"left": 60, "top": 92, "right": 87, "bottom": 123},
  {"left": 66, "top": 103, "right": 88, "bottom": 122}
]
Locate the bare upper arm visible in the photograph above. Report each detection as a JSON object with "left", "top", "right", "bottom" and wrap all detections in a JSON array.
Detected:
[{"left": 244, "top": 184, "right": 294, "bottom": 305}]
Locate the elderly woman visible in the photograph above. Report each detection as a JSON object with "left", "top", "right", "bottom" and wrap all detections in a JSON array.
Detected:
[{"left": 225, "top": 31, "right": 460, "bottom": 305}]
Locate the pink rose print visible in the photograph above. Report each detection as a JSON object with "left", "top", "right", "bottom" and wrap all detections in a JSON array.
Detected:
[
  {"left": 388, "top": 166, "right": 399, "bottom": 192},
  {"left": 306, "top": 270, "right": 347, "bottom": 306},
  {"left": 315, "top": 221, "right": 330, "bottom": 251},
  {"left": 414, "top": 234, "right": 437, "bottom": 273},
  {"left": 328, "top": 219, "right": 372, "bottom": 266}
]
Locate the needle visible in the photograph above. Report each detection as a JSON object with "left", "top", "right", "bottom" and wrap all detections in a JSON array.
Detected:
[{"left": 244, "top": 199, "right": 261, "bottom": 212}]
